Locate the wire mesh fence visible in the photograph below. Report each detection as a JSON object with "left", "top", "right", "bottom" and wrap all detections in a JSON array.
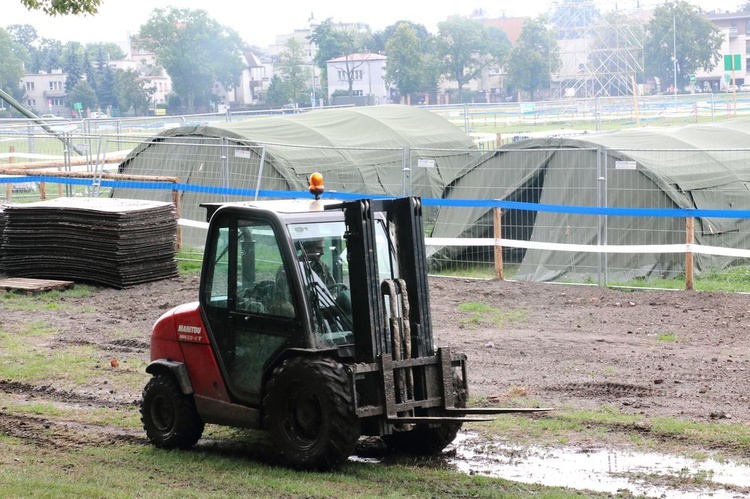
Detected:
[{"left": 3, "top": 126, "right": 750, "bottom": 289}]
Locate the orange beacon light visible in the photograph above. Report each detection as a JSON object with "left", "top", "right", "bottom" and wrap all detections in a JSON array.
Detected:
[{"left": 309, "top": 172, "right": 325, "bottom": 199}]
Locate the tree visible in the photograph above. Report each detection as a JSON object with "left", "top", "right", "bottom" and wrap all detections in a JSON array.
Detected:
[
  {"left": 138, "top": 7, "right": 244, "bottom": 113},
  {"left": 385, "top": 23, "right": 425, "bottom": 102},
  {"left": 29, "top": 38, "right": 63, "bottom": 73},
  {"left": 505, "top": 16, "right": 560, "bottom": 101},
  {"left": 83, "top": 48, "right": 97, "bottom": 93},
  {"left": 5, "top": 25, "right": 33, "bottom": 73},
  {"left": 20, "top": 0, "right": 101, "bottom": 15},
  {"left": 67, "top": 79, "right": 97, "bottom": 113},
  {"left": 371, "top": 20, "right": 431, "bottom": 54},
  {"left": 6, "top": 23, "right": 38, "bottom": 47},
  {"left": 0, "top": 28, "right": 26, "bottom": 104},
  {"left": 62, "top": 42, "right": 84, "bottom": 92},
  {"left": 435, "top": 16, "right": 509, "bottom": 101},
  {"left": 277, "top": 39, "right": 311, "bottom": 105},
  {"left": 85, "top": 42, "right": 126, "bottom": 61},
  {"left": 309, "top": 19, "right": 348, "bottom": 70},
  {"left": 96, "top": 56, "right": 117, "bottom": 109},
  {"left": 265, "top": 74, "right": 289, "bottom": 107},
  {"left": 644, "top": 1, "right": 723, "bottom": 92},
  {"left": 309, "top": 19, "right": 370, "bottom": 100},
  {"left": 113, "top": 68, "right": 151, "bottom": 115}
]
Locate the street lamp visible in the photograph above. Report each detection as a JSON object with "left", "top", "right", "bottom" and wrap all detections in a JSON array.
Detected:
[
  {"left": 673, "top": 14, "right": 677, "bottom": 99},
  {"left": 311, "top": 65, "right": 316, "bottom": 108}
]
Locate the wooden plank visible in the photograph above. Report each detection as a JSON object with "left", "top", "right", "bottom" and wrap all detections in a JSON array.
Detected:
[{"left": 0, "top": 277, "right": 75, "bottom": 294}]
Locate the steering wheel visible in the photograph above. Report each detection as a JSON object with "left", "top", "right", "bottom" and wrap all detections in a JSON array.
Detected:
[{"left": 327, "top": 283, "right": 348, "bottom": 297}]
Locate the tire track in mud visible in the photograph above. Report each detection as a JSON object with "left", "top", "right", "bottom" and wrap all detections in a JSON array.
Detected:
[
  {"left": 0, "top": 380, "right": 145, "bottom": 449},
  {"left": 549, "top": 381, "right": 656, "bottom": 398},
  {"left": 0, "top": 380, "right": 135, "bottom": 409},
  {"left": 0, "top": 410, "right": 144, "bottom": 450}
]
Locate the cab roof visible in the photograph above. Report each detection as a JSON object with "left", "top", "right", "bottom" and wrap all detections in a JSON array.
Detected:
[{"left": 200, "top": 198, "right": 346, "bottom": 222}]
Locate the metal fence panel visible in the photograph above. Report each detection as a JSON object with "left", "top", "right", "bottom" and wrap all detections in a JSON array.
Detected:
[{"left": 4, "top": 128, "right": 750, "bottom": 287}]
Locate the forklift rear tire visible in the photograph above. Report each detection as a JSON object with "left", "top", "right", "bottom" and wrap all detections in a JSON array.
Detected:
[
  {"left": 264, "top": 356, "right": 359, "bottom": 470},
  {"left": 141, "top": 374, "right": 204, "bottom": 450}
]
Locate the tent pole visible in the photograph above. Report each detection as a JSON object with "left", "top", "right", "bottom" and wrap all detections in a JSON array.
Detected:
[
  {"left": 596, "top": 148, "right": 608, "bottom": 287},
  {"left": 494, "top": 207, "right": 503, "bottom": 280},
  {"left": 254, "top": 145, "right": 266, "bottom": 201},
  {"left": 172, "top": 184, "right": 182, "bottom": 252},
  {"left": 685, "top": 217, "right": 694, "bottom": 290}
]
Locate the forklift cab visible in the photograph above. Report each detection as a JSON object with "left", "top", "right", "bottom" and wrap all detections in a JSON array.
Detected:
[{"left": 198, "top": 199, "right": 396, "bottom": 404}]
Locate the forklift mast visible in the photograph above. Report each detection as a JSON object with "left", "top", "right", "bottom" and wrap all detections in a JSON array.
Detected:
[{"left": 341, "top": 197, "right": 433, "bottom": 363}]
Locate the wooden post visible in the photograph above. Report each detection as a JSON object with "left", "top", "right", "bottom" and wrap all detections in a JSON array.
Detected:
[
  {"left": 685, "top": 217, "right": 694, "bottom": 290},
  {"left": 6, "top": 146, "right": 14, "bottom": 201},
  {"left": 39, "top": 182, "right": 47, "bottom": 200},
  {"left": 57, "top": 165, "right": 63, "bottom": 198},
  {"left": 494, "top": 207, "right": 504, "bottom": 280},
  {"left": 172, "top": 185, "right": 182, "bottom": 252}
]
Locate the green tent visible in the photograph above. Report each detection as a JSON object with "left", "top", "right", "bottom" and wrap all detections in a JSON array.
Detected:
[
  {"left": 430, "top": 120, "right": 750, "bottom": 282},
  {"left": 117, "top": 105, "right": 476, "bottom": 199},
  {"left": 115, "top": 105, "right": 477, "bottom": 246}
]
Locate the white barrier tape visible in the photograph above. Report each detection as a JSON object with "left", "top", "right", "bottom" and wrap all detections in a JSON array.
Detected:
[
  {"left": 179, "top": 220, "right": 750, "bottom": 259},
  {"left": 179, "top": 218, "right": 209, "bottom": 229},
  {"left": 425, "top": 237, "right": 750, "bottom": 259},
  {"left": 687, "top": 244, "right": 750, "bottom": 258}
]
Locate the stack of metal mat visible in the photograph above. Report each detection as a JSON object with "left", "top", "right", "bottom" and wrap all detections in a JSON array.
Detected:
[
  {"left": 1, "top": 198, "right": 178, "bottom": 288},
  {"left": 0, "top": 205, "right": 6, "bottom": 273}
]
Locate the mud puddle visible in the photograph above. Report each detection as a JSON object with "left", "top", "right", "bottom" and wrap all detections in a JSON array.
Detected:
[{"left": 449, "top": 432, "right": 750, "bottom": 498}]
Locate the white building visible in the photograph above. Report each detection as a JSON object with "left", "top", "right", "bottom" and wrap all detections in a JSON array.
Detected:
[
  {"left": 701, "top": 11, "right": 750, "bottom": 91},
  {"left": 127, "top": 41, "right": 173, "bottom": 109},
  {"left": 20, "top": 70, "right": 67, "bottom": 116},
  {"left": 326, "top": 53, "right": 389, "bottom": 105},
  {"left": 219, "top": 51, "right": 266, "bottom": 107}
]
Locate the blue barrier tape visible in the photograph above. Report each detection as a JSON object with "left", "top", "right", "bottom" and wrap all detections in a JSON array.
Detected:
[{"left": 2, "top": 175, "right": 750, "bottom": 219}]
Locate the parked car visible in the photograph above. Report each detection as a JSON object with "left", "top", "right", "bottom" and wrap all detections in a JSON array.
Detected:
[
  {"left": 740, "top": 83, "right": 750, "bottom": 92},
  {"left": 723, "top": 84, "right": 739, "bottom": 92},
  {"left": 90, "top": 111, "right": 109, "bottom": 119}
]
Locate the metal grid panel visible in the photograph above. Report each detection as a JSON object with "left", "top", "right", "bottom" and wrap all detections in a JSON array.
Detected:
[{"left": 4, "top": 129, "right": 750, "bottom": 286}]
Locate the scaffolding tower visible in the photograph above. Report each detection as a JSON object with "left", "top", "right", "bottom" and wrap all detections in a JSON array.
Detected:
[{"left": 550, "top": 0, "right": 646, "bottom": 98}]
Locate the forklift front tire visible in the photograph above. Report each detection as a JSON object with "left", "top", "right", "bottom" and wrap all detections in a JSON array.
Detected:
[{"left": 141, "top": 374, "right": 204, "bottom": 450}]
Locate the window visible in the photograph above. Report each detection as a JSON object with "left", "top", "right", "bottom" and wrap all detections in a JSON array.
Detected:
[
  {"left": 337, "top": 69, "right": 364, "bottom": 81},
  {"left": 27, "top": 99, "right": 36, "bottom": 107},
  {"left": 26, "top": 82, "right": 35, "bottom": 91},
  {"left": 51, "top": 98, "right": 64, "bottom": 106},
  {"left": 237, "top": 222, "right": 292, "bottom": 317},
  {"left": 49, "top": 81, "right": 63, "bottom": 91},
  {"left": 353, "top": 90, "right": 363, "bottom": 96},
  {"left": 203, "top": 217, "right": 293, "bottom": 400}
]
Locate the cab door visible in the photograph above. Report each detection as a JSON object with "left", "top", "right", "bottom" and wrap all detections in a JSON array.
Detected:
[{"left": 201, "top": 209, "right": 306, "bottom": 405}]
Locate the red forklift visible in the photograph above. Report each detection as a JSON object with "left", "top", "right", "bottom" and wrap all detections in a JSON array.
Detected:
[{"left": 141, "top": 175, "right": 547, "bottom": 469}]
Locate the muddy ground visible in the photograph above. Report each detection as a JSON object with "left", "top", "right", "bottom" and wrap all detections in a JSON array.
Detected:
[{"left": 2, "top": 274, "right": 750, "bottom": 492}]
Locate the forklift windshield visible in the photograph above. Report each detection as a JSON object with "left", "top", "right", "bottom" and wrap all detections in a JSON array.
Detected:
[{"left": 287, "top": 220, "right": 396, "bottom": 348}]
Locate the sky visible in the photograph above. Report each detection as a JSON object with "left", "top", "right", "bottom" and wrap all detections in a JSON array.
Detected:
[{"left": 4, "top": 0, "right": 747, "bottom": 51}]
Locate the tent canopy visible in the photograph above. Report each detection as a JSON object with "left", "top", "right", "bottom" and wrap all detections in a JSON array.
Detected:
[
  {"left": 116, "top": 105, "right": 477, "bottom": 247},
  {"left": 431, "top": 119, "right": 750, "bottom": 282}
]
